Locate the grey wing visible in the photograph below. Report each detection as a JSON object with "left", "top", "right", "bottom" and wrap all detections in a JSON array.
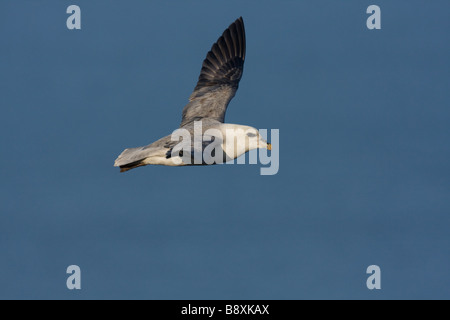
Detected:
[{"left": 180, "top": 17, "right": 246, "bottom": 127}]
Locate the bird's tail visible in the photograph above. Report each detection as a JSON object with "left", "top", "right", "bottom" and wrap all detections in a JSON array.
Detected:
[
  {"left": 115, "top": 145, "right": 167, "bottom": 172},
  {"left": 114, "top": 146, "right": 151, "bottom": 172}
]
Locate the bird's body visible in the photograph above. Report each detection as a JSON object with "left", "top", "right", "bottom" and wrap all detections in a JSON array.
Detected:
[{"left": 114, "top": 17, "right": 271, "bottom": 172}]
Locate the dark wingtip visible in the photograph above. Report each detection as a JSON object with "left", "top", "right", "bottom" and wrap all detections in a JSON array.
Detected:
[
  {"left": 119, "top": 166, "right": 134, "bottom": 173},
  {"left": 119, "top": 159, "right": 146, "bottom": 172},
  {"left": 193, "top": 17, "right": 246, "bottom": 92},
  {"left": 182, "top": 17, "right": 247, "bottom": 126}
]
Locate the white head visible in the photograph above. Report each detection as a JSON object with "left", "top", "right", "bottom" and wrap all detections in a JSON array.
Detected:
[{"left": 222, "top": 124, "right": 271, "bottom": 159}]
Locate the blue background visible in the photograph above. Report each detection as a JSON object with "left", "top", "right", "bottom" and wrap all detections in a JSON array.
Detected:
[{"left": 0, "top": 0, "right": 449, "bottom": 299}]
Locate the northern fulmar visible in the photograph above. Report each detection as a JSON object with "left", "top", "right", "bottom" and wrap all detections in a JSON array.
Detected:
[{"left": 114, "top": 17, "right": 271, "bottom": 172}]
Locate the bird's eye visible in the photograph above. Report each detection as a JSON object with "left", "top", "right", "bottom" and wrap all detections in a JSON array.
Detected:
[{"left": 247, "top": 132, "right": 257, "bottom": 138}]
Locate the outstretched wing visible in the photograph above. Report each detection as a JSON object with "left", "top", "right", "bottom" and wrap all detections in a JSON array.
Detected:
[{"left": 180, "top": 17, "right": 246, "bottom": 127}]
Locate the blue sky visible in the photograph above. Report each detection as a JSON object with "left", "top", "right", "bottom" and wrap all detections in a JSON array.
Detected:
[{"left": 0, "top": 0, "right": 449, "bottom": 299}]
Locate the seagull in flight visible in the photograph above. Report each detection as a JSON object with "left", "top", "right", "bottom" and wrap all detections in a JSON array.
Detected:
[{"left": 114, "top": 17, "right": 271, "bottom": 172}]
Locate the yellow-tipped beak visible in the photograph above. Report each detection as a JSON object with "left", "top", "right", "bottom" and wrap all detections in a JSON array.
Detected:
[{"left": 267, "top": 143, "right": 272, "bottom": 151}]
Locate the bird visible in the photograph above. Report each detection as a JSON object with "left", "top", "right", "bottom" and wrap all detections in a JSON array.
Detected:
[{"left": 114, "top": 17, "right": 271, "bottom": 172}]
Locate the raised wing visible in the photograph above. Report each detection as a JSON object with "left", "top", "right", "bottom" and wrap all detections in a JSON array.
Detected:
[{"left": 180, "top": 17, "right": 246, "bottom": 127}]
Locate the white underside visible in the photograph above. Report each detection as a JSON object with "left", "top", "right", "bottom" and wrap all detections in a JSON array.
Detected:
[{"left": 115, "top": 123, "right": 268, "bottom": 168}]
